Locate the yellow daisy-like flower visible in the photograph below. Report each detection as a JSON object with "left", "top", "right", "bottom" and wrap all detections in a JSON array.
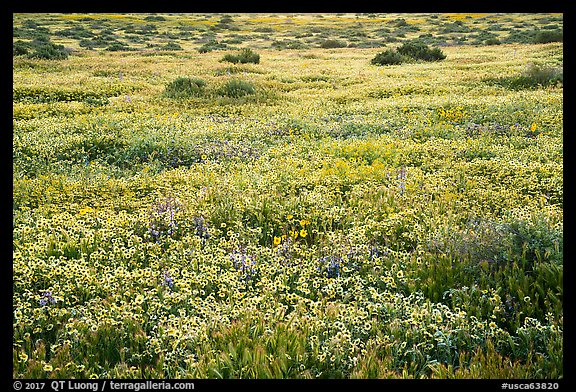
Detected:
[
  {"left": 20, "top": 353, "right": 28, "bottom": 362},
  {"left": 78, "top": 206, "right": 94, "bottom": 216},
  {"left": 300, "top": 229, "right": 308, "bottom": 238},
  {"left": 273, "top": 236, "right": 281, "bottom": 246},
  {"left": 530, "top": 122, "right": 538, "bottom": 131},
  {"left": 43, "top": 363, "right": 53, "bottom": 372},
  {"left": 287, "top": 214, "right": 293, "bottom": 220}
]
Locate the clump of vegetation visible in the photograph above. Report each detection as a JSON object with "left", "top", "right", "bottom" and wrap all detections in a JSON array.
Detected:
[
  {"left": 217, "top": 79, "right": 256, "bottom": 98},
  {"left": 13, "top": 36, "right": 70, "bottom": 60},
  {"left": 485, "top": 38, "right": 501, "bottom": 45},
  {"left": 370, "top": 49, "right": 404, "bottom": 65},
  {"left": 221, "top": 48, "right": 260, "bottom": 64},
  {"left": 371, "top": 41, "right": 446, "bottom": 66},
  {"left": 534, "top": 29, "right": 563, "bottom": 43},
  {"left": 160, "top": 42, "right": 183, "bottom": 51},
  {"left": 163, "top": 77, "right": 207, "bottom": 98},
  {"left": 396, "top": 41, "right": 446, "bottom": 61},
  {"left": 486, "top": 63, "right": 563, "bottom": 90},
  {"left": 319, "top": 39, "right": 347, "bottom": 49},
  {"left": 198, "top": 40, "right": 228, "bottom": 53},
  {"left": 144, "top": 15, "right": 166, "bottom": 22}
]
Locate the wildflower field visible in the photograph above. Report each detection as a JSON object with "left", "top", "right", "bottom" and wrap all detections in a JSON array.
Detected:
[{"left": 12, "top": 13, "right": 563, "bottom": 379}]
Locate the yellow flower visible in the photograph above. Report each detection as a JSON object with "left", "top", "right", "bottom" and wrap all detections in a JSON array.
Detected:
[
  {"left": 43, "top": 363, "right": 53, "bottom": 372},
  {"left": 273, "top": 236, "right": 281, "bottom": 246},
  {"left": 300, "top": 219, "right": 310, "bottom": 226},
  {"left": 19, "top": 353, "right": 28, "bottom": 362},
  {"left": 287, "top": 214, "right": 293, "bottom": 220},
  {"left": 300, "top": 229, "right": 308, "bottom": 238},
  {"left": 530, "top": 122, "right": 538, "bottom": 131},
  {"left": 78, "top": 206, "right": 94, "bottom": 216}
]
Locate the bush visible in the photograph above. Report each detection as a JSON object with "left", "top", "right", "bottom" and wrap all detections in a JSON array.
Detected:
[
  {"left": 487, "top": 63, "right": 563, "bottom": 90},
  {"left": 485, "top": 38, "right": 501, "bottom": 45},
  {"left": 144, "top": 15, "right": 166, "bottom": 21},
  {"left": 371, "top": 41, "right": 446, "bottom": 66},
  {"left": 371, "top": 49, "right": 404, "bottom": 65},
  {"left": 161, "top": 42, "right": 183, "bottom": 51},
  {"left": 221, "top": 48, "right": 260, "bottom": 64},
  {"left": 27, "top": 41, "right": 69, "bottom": 60},
  {"left": 13, "top": 35, "right": 70, "bottom": 60},
  {"left": 55, "top": 26, "right": 94, "bottom": 39},
  {"left": 397, "top": 41, "right": 446, "bottom": 61},
  {"left": 198, "top": 40, "right": 228, "bottom": 53},
  {"left": 163, "top": 77, "right": 206, "bottom": 99},
  {"left": 520, "top": 63, "right": 563, "bottom": 87},
  {"left": 13, "top": 40, "right": 31, "bottom": 56},
  {"left": 534, "top": 29, "right": 563, "bottom": 43},
  {"left": 319, "top": 39, "right": 348, "bottom": 49},
  {"left": 217, "top": 79, "right": 256, "bottom": 98},
  {"left": 106, "top": 43, "right": 135, "bottom": 51},
  {"left": 504, "top": 30, "right": 537, "bottom": 44}
]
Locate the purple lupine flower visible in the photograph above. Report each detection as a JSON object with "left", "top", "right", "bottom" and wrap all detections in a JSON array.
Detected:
[
  {"left": 192, "top": 215, "right": 210, "bottom": 240},
  {"left": 318, "top": 255, "right": 342, "bottom": 278},
  {"left": 39, "top": 291, "right": 56, "bottom": 307},
  {"left": 148, "top": 197, "right": 183, "bottom": 241},
  {"left": 230, "top": 248, "right": 258, "bottom": 282},
  {"left": 162, "top": 271, "right": 174, "bottom": 289}
]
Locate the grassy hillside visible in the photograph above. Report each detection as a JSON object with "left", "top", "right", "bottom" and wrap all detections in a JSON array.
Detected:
[{"left": 13, "top": 13, "right": 563, "bottom": 379}]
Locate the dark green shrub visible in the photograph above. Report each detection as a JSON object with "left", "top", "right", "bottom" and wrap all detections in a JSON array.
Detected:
[
  {"left": 27, "top": 41, "right": 69, "bottom": 60},
  {"left": 397, "top": 41, "right": 446, "bottom": 61},
  {"left": 163, "top": 77, "right": 206, "bottom": 99},
  {"left": 221, "top": 48, "right": 260, "bottom": 64},
  {"left": 439, "top": 21, "right": 471, "bottom": 34},
  {"left": 254, "top": 27, "right": 274, "bottom": 33},
  {"left": 319, "top": 39, "right": 347, "bottom": 49},
  {"left": 105, "top": 43, "right": 135, "bottom": 51},
  {"left": 272, "top": 40, "right": 309, "bottom": 50},
  {"left": 12, "top": 35, "right": 70, "bottom": 60},
  {"left": 371, "top": 49, "right": 404, "bottom": 65},
  {"left": 13, "top": 40, "right": 31, "bottom": 56},
  {"left": 487, "top": 63, "right": 563, "bottom": 90},
  {"left": 55, "top": 26, "right": 94, "bottom": 39},
  {"left": 160, "top": 42, "right": 183, "bottom": 51},
  {"left": 371, "top": 41, "right": 446, "bottom": 66},
  {"left": 534, "top": 29, "right": 563, "bottom": 43},
  {"left": 217, "top": 79, "right": 256, "bottom": 98},
  {"left": 392, "top": 18, "right": 408, "bottom": 27},
  {"left": 144, "top": 15, "right": 166, "bottom": 21},
  {"left": 484, "top": 38, "right": 501, "bottom": 45},
  {"left": 79, "top": 38, "right": 107, "bottom": 49},
  {"left": 198, "top": 39, "right": 228, "bottom": 53},
  {"left": 504, "top": 30, "right": 537, "bottom": 44}
]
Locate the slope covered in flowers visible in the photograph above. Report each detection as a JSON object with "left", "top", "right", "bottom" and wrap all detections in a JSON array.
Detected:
[{"left": 13, "top": 13, "right": 562, "bottom": 379}]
